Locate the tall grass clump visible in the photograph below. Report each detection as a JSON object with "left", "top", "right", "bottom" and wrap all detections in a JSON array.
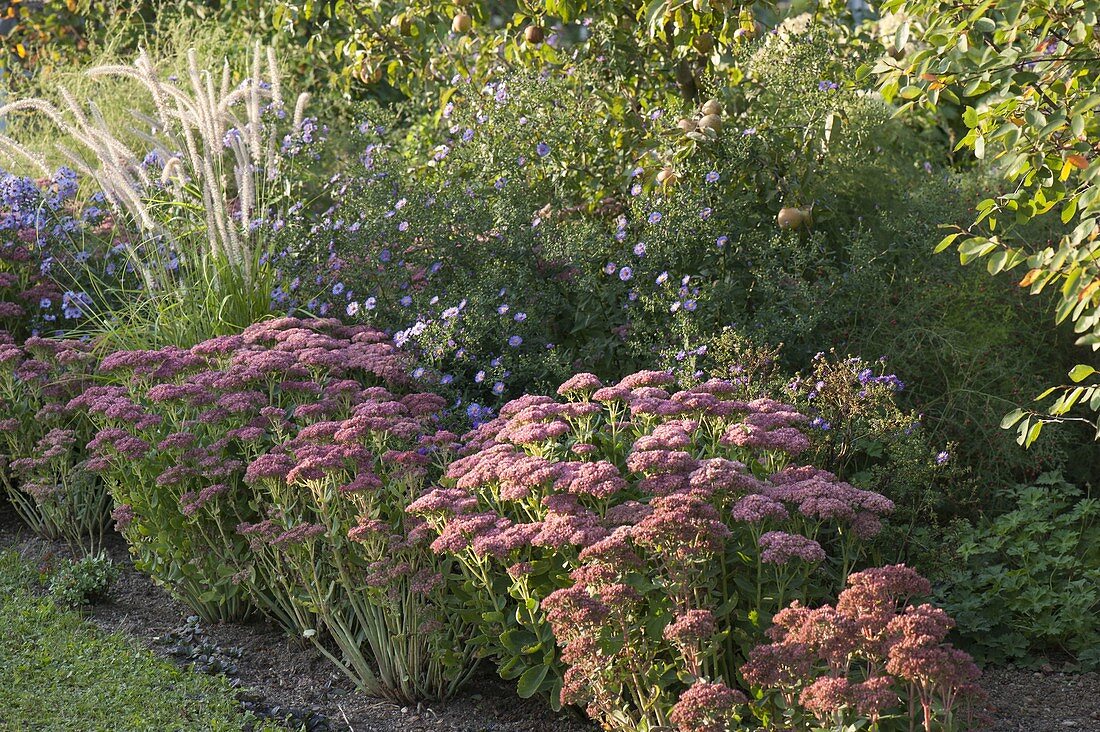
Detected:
[{"left": 0, "top": 42, "right": 315, "bottom": 348}]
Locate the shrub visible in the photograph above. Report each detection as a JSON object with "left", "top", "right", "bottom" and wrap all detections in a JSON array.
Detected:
[
  {"left": 935, "top": 472, "right": 1100, "bottom": 670},
  {"left": 410, "top": 369, "right": 895, "bottom": 724},
  {"left": 48, "top": 551, "right": 119, "bottom": 608},
  {"left": 0, "top": 165, "right": 110, "bottom": 340},
  {"left": 0, "top": 336, "right": 110, "bottom": 553},
  {"left": 288, "top": 32, "right": 1079, "bottom": 494},
  {"left": 743, "top": 565, "right": 982, "bottom": 732}
]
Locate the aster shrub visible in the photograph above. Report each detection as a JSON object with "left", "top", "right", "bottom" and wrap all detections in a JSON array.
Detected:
[
  {"left": 288, "top": 31, "right": 1082, "bottom": 496},
  {"left": 0, "top": 166, "right": 107, "bottom": 340},
  {"left": 242, "top": 389, "right": 479, "bottom": 701},
  {"left": 0, "top": 336, "right": 110, "bottom": 553},
  {"left": 782, "top": 351, "right": 971, "bottom": 569},
  {"left": 744, "top": 565, "right": 982, "bottom": 732},
  {"left": 75, "top": 317, "right": 414, "bottom": 622},
  {"left": 277, "top": 112, "right": 603, "bottom": 415},
  {"left": 410, "top": 369, "right": 895, "bottom": 726}
]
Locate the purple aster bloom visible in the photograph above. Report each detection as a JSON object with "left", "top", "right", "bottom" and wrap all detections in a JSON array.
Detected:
[
  {"left": 475, "top": 370, "right": 486, "bottom": 383},
  {"left": 936, "top": 451, "right": 950, "bottom": 465},
  {"left": 619, "top": 266, "right": 633, "bottom": 281},
  {"left": 706, "top": 171, "right": 720, "bottom": 183},
  {"left": 604, "top": 262, "right": 617, "bottom": 275},
  {"left": 493, "top": 382, "right": 505, "bottom": 395},
  {"left": 514, "top": 312, "right": 527, "bottom": 322},
  {"left": 656, "top": 271, "right": 669, "bottom": 284},
  {"left": 648, "top": 211, "right": 662, "bottom": 224},
  {"left": 365, "top": 297, "right": 377, "bottom": 310},
  {"left": 398, "top": 220, "right": 409, "bottom": 232},
  {"left": 536, "top": 142, "right": 551, "bottom": 157},
  {"left": 346, "top": 301, "right": 360, "bottom": 316},
  {"left": 498, "top": 304, "right": 510, "bottom": 315},
  {"left": 684, "top": 299, "right": 697, "bottom": 312},
  {"left": 332, "top": 282, "right": 345, "bottom": 295},
  {"left": 631, "top": 183, "right": 642, "bottom": 196},
  {"left": 633, "top": 242, "right": 647, "bottom": 257},
  {"left": 508, "top": 335, "right": 523, "bottom": 347},
  {"left": 716, "top": 235, "right": 729, "bottom": 247},
  {"left": 400, "top": 295, "right": 412, "bottom": 307}
]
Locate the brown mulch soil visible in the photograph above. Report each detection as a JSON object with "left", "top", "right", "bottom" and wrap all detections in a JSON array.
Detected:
[{"left": 2, "top": 505, "right": 1098, "bottom": 732}]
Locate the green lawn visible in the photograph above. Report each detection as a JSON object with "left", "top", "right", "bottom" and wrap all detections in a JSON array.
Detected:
[{"left": 0, "top": 550, "right": 272, "bottom": 732}]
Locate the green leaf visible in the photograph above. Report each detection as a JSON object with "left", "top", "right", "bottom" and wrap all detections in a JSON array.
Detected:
[
  {"left": 934, "top": 232, "right": 961, "bottom": 253},
  {"left": 894, "top": 21, "right": 910, "bottom": 51},
  {"left": 499, "top": 628, "right": 538, "bottom": 654},
  {"left": 1000, "top": 408, "right": 1026, "bottom": 429},
  {"left": 1072, "top": 93, "right": 1100, "bottom": 116},
  {"left": 1069, "top": 364, "right": 1096, "bottom": 382},
  {"left": 1024, "top": 419, "right": 1043, "bottom": 447},
  {"left": 516, "top": 663, "right": 549, "bottom": 698}
]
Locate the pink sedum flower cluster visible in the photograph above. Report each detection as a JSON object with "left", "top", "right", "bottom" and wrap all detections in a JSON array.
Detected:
[
  {"left": 743, "top": 564, "right": 981, "bottom": 731},
  {"left": 411, "top": 369, "right": 898, "bottom": 730},
  {"left": 0, "top": 336, "right": 107, "bottom": 552},
  {"left": 78, "top": 317, "right": 419, "bottom": 623}
]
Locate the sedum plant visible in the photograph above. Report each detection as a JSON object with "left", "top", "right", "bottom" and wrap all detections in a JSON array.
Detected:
[
  {"left": 0, "top": 336, "right": 110, "bottom": 554},
  {"left": 77, "top": 316, "right": 478, "bottom": 700},
  {"left": 410, "top": 368, "right": 895, "bottom": 726},
  {"left": 743, "top": 565, "right": 982, "bottom": 732},
  {"left": 76, "top": 317, "right": 415, "bottom": 622},
  {"left": 243, "top": 389, "right": 478, "bottom": 702}
]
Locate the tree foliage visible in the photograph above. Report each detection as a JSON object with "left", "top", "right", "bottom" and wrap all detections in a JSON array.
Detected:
[{"left": 874, "top": 0, "right": 1100, "bottom": 444}]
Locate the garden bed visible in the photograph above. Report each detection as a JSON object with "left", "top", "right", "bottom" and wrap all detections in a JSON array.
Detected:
[
  {"left": 2, "top": 503, "right": 1097, "bottom": 732},
  {"left": 0, "top": 503, "right": 591, "bottom": 732}
]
